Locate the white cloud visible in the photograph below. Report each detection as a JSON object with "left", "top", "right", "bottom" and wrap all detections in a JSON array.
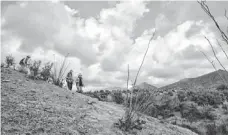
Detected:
[{"left": 2, "top": 1, "right": 227, "bottom": 89}]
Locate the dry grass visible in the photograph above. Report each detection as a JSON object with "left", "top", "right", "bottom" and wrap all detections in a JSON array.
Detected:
[{"left": 52, "top": 53, "right": 70, "bottom": 87}]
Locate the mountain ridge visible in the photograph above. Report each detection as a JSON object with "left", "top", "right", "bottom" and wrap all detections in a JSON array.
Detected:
[{"left": 159, "top": 69, "right": 228, "bottom": 91}]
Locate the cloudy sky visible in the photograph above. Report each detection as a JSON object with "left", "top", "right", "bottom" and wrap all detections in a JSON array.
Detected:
[{"left": 1, "top": 1, "right": 228, "bottom": 90}]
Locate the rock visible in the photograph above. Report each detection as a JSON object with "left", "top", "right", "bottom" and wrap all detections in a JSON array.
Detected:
[{"left": 87, "top": 99, "right": 97, "bottom": 105}]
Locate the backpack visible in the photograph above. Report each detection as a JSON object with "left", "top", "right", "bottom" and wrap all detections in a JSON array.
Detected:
[
  {"left": 66, "top": 72, "right": 73, "bottom": 83},
  {"left": 19, "top": 58, "right": 25, "bottom": 65}
]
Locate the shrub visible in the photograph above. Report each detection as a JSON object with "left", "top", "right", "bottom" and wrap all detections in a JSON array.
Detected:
[
  {"left": 217, "top": 84, "right": 228, "bottom": 91},
  {"left": 180, "top": 124, "right": 201, "bottom": 134},
  {"left": 5, "top": 55, "right": 15, "bottom": 68},
  {"left": 217, "top": 119, "right": 228, "bottom": 135},
  {"left": 206, "top": 122, "right": 217, "bottom": 135},
  {"left": 1, "top": 63, "right": 5, "bottom": 68},
  {"left": 206, "top": 120, "right": 228, "bottom": 135},
  {"left": 180, "top": 101, "right": 201, "bottom": 122},
  {"left": 52, "top": 54, "right": 69, "bottom": 87},
  {"left": 221, "top": 91, "right": 228, "bottom": 101},
  {"left": 29, "top": 60, "right": 41, "bottom": 79},
  {"left": 198, "top": 105, "right": 217, "bottom": 120},
  {"left": 40, "top": 62, "right": 53, "bottom": 81},
  {"left": 144, "top": 104, "right": 158, "bottom": 118},
  {"left": 112, "top": 92, "right": 125, "bottom": 104},
  {"left": 114, "top": 109, "right": 146, "bottom": 132},
  {"left": 177, "top": 90, "right": 187, "bottom": 102},
  {"left": 180, "top": 101, "right": 217, "bottom": 122},
  {"left": 222, "top": 101, "right": 228, "bottom": 114},
  {"left": 188, "top": 90, "right": 225, "bottom": 107}
]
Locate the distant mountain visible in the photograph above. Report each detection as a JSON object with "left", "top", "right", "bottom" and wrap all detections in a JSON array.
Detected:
[
  {"left": 103, "top": 86, "right": 126, "bottom": 91},
  {"left": 134, "top": 82, "right": 157, "bottom": 91},
  {"left": 159, "top": 69, "right": 228, "bottom": 91}
]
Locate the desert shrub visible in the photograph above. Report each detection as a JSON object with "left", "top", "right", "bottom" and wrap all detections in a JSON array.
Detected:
[
  {"left": 180, "top": 101, "right": 201, "bottom": 122},
  {"left": 205, "top": 120, "right": 228, "bottom": 135},
  {"left": 180, "top": 124, "right": 201, "bottom": 134},
  {"left": 217, "top": 84, "right": 228, "bottom": 91},
  {"left": 112, "top": 92, "right": 125, "bottom": 104},
  {"left": 198, "top": 105, "right": 217, "bottom": 120},
  {"left": 206, "top": 122, "right": 217, "bottom": 135},
  {"left": 180, "top": 101, "right": 217, "bottom": 122},
  {"left": 29, "top": 60, "right": 41, "bottom": 79},
  {"left": 221, "top": 91, "right": 228, "bottom": 101},
  {"left": 144, "top": 104, "right": 158, "bottom": 118},
  {"left": 5, "top": 55, "right": 15, "bottom": 68},
  {"left": 114, "top": 109, "right": 146, "bottom": 132},
  {"left": 188, "top": 90, "right": 225, "bottom": 107},
  {"left": 217, "top": 119, "right": 228, "bottom": 135},
  {"left": 1, "top": 63, "right": 5, "bottom": 68},
  {"left": 105, "top": 90, "right": 111, "bottom": 94},
  {"left": 177, "top": 90, "right": 187, "bottom": 102},
  {"left": 222, "top": 101, "right": 228, "bottom": 114},
  {"left": 52, "top": 54, "right": 69, "bottom": 87},
  {"left": 40, "top": 62, "right": 53, "bottom": 81}
]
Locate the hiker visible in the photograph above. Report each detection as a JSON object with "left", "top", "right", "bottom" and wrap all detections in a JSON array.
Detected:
[
  {"left": 19, "top": 55, "right": 31, "bottom": 67},
  {"left": 19, "top": 55, "right": 31, "bottom": 74},
  {"left": 66, "top": 70, "right": 74, "bottom": 90},
  {"left": 76, "top": 73, "right": 84, "bottom": 93}
]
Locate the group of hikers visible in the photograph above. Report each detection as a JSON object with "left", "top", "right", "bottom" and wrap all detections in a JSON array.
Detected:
[
  {"left": 19, "top": 55, "right": 84, "bottom": 92},
  {"left": 66, "top": 70, "right": 84, "bottom": 92}
]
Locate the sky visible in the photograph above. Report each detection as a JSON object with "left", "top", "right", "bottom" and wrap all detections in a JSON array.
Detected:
[{"left": 1, "top": 0, "right": 228, "bottom": 90}]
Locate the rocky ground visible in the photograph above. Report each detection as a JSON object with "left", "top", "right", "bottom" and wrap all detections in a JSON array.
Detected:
[{"left": 1, "top": 68, "right": 197, "bottom": 135}]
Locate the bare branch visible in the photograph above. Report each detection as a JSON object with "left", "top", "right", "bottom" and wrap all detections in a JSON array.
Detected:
[
  {"left": 127, "top": 64, "right": 129, "bottom": 90},
  {"left": 204, "top": 36, "right": 227, "bottom": 72},
  {"left": 217, "top": 39, "right": 228, "bottom": 60},
  {"left": 225, "top": 9, "right": 228, "bottom": 20},
  {"left": 198, "top": 1, "right": 228, "bottom": 45},
  {"left": 200, "top": 50, "right": 228, "bottom": 85},
  {"left": 129, "top": 30, "right": 156, "bottom": 114},
  {"left": 133, "top": 30, "right": 156, "bottom": 87}
]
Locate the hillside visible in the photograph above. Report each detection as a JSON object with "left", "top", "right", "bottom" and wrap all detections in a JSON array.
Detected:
[
  {"left": 134, "top": 82, "right": 157, "bottom": 91},
  {"left": 1, "top": 68, "right": 197, "bottom": 135},
  {"left": 159, "top": 69, "right": 228, "bottom": 91}
]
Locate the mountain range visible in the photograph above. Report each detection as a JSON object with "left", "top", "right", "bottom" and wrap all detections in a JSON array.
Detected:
[
  {"left": 159, "top": 69, "right": 228, "bottom": 91},
  {"left": 99, "top": 69, "right": 228, "bottom": 92}
]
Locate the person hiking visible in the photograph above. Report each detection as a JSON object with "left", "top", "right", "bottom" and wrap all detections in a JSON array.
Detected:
[
  {"left": 76, "top": 73, "right": 84, "bottom": 93},
  {"left": 19, "top": 55, "right": 31, "bottom": 75},
  {"left": 66, "top": 70, "right": 74, "bottom": 90},
  {"left": 19, "top": 55, "right": 31, "bottom": 67}
]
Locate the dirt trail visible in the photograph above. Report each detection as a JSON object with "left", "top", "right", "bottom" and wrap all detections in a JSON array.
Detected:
[{"left": 1, "top": 68, "right": 198, "bottom": 135}]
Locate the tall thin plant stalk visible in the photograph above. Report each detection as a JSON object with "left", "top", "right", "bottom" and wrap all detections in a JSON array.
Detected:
[{"left": 52, "top": 53, "right": 70, "bottom": 87}]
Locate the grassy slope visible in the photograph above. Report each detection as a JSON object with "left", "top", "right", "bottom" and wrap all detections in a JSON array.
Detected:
[{"left": 1, "top": 68, "right": 197, "bottom": 135}]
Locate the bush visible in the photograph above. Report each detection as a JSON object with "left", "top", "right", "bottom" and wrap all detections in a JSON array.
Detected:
[
  {"left": 112, "top": 92, "right": 125, "bottom": 104},
  {"left": 1, "top": 63, "right": 5, "bottom": 68},
  {"left": 5, "top": 55, "right": 15, "bottom": 68},
  {"left": 40, "top": 62, "right": 53, "bottom": 81},
  {"left": 188, "top": 90, "right": 225, "bottom": 107},
  {"left": 114, "top": 109, "right": 146, "bottom": 132},
  {"left": 217, "top": 120, "right": 228, "bottom": 135},
  {"left": 52, "top": 54, "right": 69, "bottom": 87},
  {"left": 206, "top": 122, "right": 217, "bottom": 135},
  {"left": 198, "top": 105, "right": 217, "bottom": 120},
  {"left": 206, "top": 120, "right": 228, "bottom": 135},
  {"left": 217, "top": 84, "right": 228, "bottom": 91},
  {"left": 180, "top": 101, "right": 201, "bottom": 122},
  {"left": 222, "top": 101, "right": 228, "bottom": 114},
  {"left": 144, "top": 104, "right": 159, "bottom": 118},
  {"left": 29, "top": 60, "right": 41, "bottom": 79},
  {"left": 180, "top": 101, "right": 217, "bottom": 122},
  {"left": 177, "top": 90, "right": 187, "bottom": 102}
]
